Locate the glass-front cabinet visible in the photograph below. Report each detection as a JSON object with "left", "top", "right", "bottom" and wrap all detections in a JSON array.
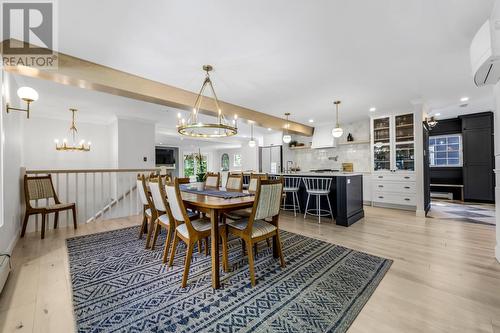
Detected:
[{"left": 371, "top": 113, "right": 415, "bottom": 172}]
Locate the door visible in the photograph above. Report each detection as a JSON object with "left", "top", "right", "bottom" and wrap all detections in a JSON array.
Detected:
[{"left": 423, "top": 122, "right": 431, "bottom": 214}]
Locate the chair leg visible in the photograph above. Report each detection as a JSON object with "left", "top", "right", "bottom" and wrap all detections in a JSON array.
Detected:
[
  {"left": 53, "top": 212, "right": 59, "bottom": 229},
  {"left": 246, "top": 239, "right": 256, "bottom": 287},
  {"left": 181, "top": 241, "right": 195, "bottom": 288},
  {"left": 254, "top": 243, "right": 258, "bottom": 255},
  {"left": 221, "top": 225, "right": 229, "bottom": 272},
  {"left": 266, "top": 238, "right": 271, "bottom": 248},
  {"left": 304, "top": 194, "right": 310, "bottom": 219},
  {"left": 326, "top": 195, "right": 334, "bottom": 220},
  {"left": 21, "top": 213, "right": 30, "bottom": 238},
  {"left": 241, "top": 239, "right": 246, "bottom": 255},
  {"left": 139, "top": 213, "right": 147, "bottom": 239},
  {"left": 295, "top": 192, "right": 301, "bottom": 212},
  {"left": 151, "top": 221, "right": 160, "bottom": 250},
  {"left": 168, "top": 232, "right": 179, "bottom": 267},
  {"left": 162, "top": 226, "right": 173, "bottom": 264},
  {"left": 41, "top": 213, "right": 46, "bottom": 239},
  {"left": 204, "top": 237, "right": 209, "bottom": 256},
  {"left": 145, "top": 217, "right": 153, "bottom": 249},
  {"left": 72, "top": 207, "right": 77, "bottom": 229},
  {"left": 198, "top": 240, "right": 202, "bottom": 254},
  {"left": 292, "top": 191, "right": 297, "bottom": 217},
  {"left": 318, "top": 195, "right": 321, "bottom": 224},
  {"left": 275, "top": 231, "right": 286, "bottom": 268}
]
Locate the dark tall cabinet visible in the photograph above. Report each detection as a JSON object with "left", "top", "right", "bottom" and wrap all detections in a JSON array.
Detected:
[{"left": 460, "top": 112, "right": 494, "bottom": 202}]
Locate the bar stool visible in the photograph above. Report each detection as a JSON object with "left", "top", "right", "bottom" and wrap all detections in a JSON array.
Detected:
[
  {"left": 282, "top": 176, "right": 301, "bottom": 216},
  {"left": 303, "top": 177, "right": 333, "bottom": 223}
]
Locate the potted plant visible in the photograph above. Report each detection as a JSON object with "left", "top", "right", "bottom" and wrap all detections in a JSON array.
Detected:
[
  {"left": 289, "top": 140, "right": 298, "bottom": 148},
  {"left": 195, "top": 172, "right": 206, "bottom": 191}
]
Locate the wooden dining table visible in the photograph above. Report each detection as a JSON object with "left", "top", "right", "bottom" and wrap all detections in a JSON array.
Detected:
[{"left": 180, "top": 188, "right": 255, "bottom": 289}]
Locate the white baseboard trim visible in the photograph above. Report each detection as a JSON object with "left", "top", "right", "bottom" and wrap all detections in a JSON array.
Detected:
[
  {"left": 496, "top": 245, "right": 500, "bottom": 264},
  {"left": 4, "top": 232, "right": 19, "bottom": 256}
]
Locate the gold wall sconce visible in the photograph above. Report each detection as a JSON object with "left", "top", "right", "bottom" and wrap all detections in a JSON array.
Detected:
[{"left": 6, "top": 87, "right": 39, "bottom": 119}]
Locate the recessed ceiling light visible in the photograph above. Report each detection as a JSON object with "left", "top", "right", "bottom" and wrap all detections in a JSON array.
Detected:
[
  {"left": 435, "top": 113, "right": 441, "bottom": 116},
  {"left": 242, "top": 135, "right": 247, "bottom": 138},
  {"left": 308, "top": 119, "right": 314, "bottom": 123},
  {"left": 369, "top": 107, "right": 377, "bottom": 112},
  {"left": 267, "top": 128, "right": 272, "bottom": 131},
  {"left": 460, "top": 97, "right": 469, "bottom": 102}
]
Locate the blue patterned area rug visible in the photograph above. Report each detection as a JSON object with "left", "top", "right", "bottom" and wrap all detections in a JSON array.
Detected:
[{"left": 67, "top": 227, "right": 392, "bottom": 332}]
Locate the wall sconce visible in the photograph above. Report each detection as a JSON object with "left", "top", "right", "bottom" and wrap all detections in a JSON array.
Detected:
[{"left": 6, "top": 87, "right": 39, "bottom": 119}]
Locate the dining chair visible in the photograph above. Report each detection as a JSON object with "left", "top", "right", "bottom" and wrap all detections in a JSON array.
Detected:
[
  {"left": 148, "top": 176, "right": 176, "bottom": 263},
  {"left": 167, "top": 178, "right": 228, "bottom": 287},
  {"left": 220, "top": 171, "right": 229, "bottom": 188},
  {"left": 226, "top": 173, "right": 243, "bottom": 192},
  {"left": 225, "top": 173, "right": 268, "bottom": 220},
  {"left": 21, "top": 174, "right": 77, "bottom": 239},
  {"left": 177, "top": 177, "right": 191, "bottom": 184},
  {"left": 223, "top": 178, "right": 286, "bottom": 286},
  {"left": 205, "top": 172, "right": 220, "bottom": 188},
  {"left": 137, "top": 174, "right": 155, "bottom": 243}
]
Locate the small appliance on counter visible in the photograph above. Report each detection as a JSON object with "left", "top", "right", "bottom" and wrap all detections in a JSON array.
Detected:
[{"left": 309, "top": 168, "right": 341, "bottom": 173}]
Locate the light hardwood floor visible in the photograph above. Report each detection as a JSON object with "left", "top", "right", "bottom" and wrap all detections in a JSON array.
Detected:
[{"left": 0, "top": 205, "right": 499, "bottom": 333}]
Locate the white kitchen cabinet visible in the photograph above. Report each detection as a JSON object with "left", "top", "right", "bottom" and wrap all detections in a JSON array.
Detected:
[
  {"left": 362, "top": 174, "right": 372, "bottom": 204},
  {"left": 370, "top": 113, "right": 416, "bottom": 210}
]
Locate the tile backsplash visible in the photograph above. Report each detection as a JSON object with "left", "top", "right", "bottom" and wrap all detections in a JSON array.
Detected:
[{"left": 286, "top": 119, "right": 371, "bottom": 172}]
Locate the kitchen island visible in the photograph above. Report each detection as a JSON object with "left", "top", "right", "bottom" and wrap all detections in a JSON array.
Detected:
[{"left": 269, "top": 172, "right": 364, "bottom": 227}]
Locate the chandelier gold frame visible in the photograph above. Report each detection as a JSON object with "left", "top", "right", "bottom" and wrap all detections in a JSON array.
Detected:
[
  {"left": 55, "top": 108, "right": 91, "bottom": 152},
  {"left": 177, "top": 65, "right": 237, "bottom": 138}
]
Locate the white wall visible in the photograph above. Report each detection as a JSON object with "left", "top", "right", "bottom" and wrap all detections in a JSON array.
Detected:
[
  {"left": 214, "top": 145, "right": 259, "bottom": 172},
  {"left": 22, "top": 117, "right": 114, "bottom": 169},
  {"left": 115, "top": 118, "right": 155, "bottom": 169},
  {"left": 0, "top": 72, "right": 24, "bottom": 254}
]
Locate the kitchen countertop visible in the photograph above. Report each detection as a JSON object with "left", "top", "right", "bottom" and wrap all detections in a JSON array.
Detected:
[{"left": 269, "top": 172, "right": 363, "bottom": 177}]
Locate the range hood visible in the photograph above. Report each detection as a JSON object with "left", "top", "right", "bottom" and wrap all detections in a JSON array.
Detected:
[{"left": 311, "top": 125, "right": 336, "bottom": 149}]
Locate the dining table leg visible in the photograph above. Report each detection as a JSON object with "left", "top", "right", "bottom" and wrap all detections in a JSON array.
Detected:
[{"left": 210, "top": 209, "right": 220, "bottom": 289}]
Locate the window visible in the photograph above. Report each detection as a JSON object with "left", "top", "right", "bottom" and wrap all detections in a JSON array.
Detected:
[
  {"left": 429, "top": 134, "right": 462, "bottom": 167},
  {"left": 183, "top": 153, "right": 207, "bottom": 177},
  {"left": 233, "top": 154, "right": 241, "bottom": 167}
]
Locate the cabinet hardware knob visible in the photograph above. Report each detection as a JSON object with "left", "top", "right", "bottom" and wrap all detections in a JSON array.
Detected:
[
  {"left": 404, "top": 186, "right": 410, "bottom": 189},
  {"left": 404, "top": 198, "right": 410, "bottom": 201},
  {"left": 378, "top": 196, "right": 384, "bottom": 199},
  {"left": 378, "top": 185, "right": 384, "bottom": 188},
  {"left": 404, "top": 176, "right": 410, "bottom": 179},
  {"left": 378, "top": 176, "right": 383, "bottom": 179}
]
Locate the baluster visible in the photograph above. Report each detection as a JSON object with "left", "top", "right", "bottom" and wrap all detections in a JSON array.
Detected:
[
  {"left": 84, "top": 173, "right": 88, "bottom": 223},
  {"left": 101, "top": 172, "right": 104, "bottom": 221},
  {"left": 108, "top": 172, "right": 112, "bottom": 218},
  {"left": 93, "top": 173, "right": 96, "bottom": 222},
  {"left": 75, "top": 173, "right": 79, "bottom": 225},
  {"left": 129, "top": 173, "right": 133, "bottom": 217},
  {"left": 66, "top": 173, "right": 69, "bottom": 226}
]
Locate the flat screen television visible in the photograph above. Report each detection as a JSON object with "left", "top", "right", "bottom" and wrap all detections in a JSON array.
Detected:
[{"left": 156, "top": 147, "right": 175, "bottom": 165}]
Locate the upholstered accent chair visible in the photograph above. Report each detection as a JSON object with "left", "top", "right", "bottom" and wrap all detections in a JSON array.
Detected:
[
  {"left": 22, "top": 174, "right": 77, "bottom": 239},
  {"left": 205, "top": 172, "right": 220, "bottom": 188},
  {"left": 167, "top": 178, "right": 228, "bottom": 287},
  {"left": 223, "top": 178, "right": 286, "bottom": 286},
  {"left": 226, "top": 174, "right": 243, "bottom": 192}
]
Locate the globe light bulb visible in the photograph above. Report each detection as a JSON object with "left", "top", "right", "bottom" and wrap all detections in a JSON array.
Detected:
[
  {"left": 331, "top": 127, "right": 343, "bottom": 138},
  {"left": 282, "top": 134, "right": 292, "bottom": 143},
  {"left": 248, "top": 139, "right": 256, "bottom": 147}
]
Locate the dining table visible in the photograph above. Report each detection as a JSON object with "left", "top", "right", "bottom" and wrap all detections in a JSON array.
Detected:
[{"left": 180, "top": 187, "right": 255, "bottom": 289}]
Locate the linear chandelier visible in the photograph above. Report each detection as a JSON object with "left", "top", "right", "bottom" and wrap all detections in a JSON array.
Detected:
[
  {"left": 177, "top": 65, "right": 237, "bottom": 138},
  {"left": 54, "top": 108, "right": 91, "bottom": 152}
]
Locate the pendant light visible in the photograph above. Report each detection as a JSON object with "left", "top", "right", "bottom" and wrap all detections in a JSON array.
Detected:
[
  {"left": 331, "top": 101, "right": 344, "bottom": 138},
  {"left": 248, "top": 123, "right": 256, "bottom": 147},
  {"left": 177, "top": 65, "right": 237, "bottom": 138},
  {"left": 282, "top": 112, "right": 292, "bottom": 144},
  {"left": 54, "top": 108, "right": 91, "bottom": 151}
]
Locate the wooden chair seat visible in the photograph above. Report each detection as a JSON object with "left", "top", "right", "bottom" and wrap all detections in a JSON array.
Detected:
[{"left": 227, "top": 218, "right": 277, "bottom": 238}]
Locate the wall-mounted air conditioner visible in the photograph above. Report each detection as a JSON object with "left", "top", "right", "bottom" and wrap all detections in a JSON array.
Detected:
[{"left": 470, "top": 3, "right": 500, "bottom": 86}]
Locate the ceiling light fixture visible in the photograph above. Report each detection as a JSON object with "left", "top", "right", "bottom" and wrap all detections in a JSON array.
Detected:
[
  {"left": 248, "top": 123, "right": 256, "bottom": 147},
  {"left": 6, "top": 86, "right": 39, "bottom": 119},
  {"left": 331, "top": 101, "right": 344, "bottom": 138},
  {"left": 369, "top": 107, "right": 377, "bottom": 112},
  {"left": 282, "top": 113, "right": 292, "bottom": 144},
  {"left": 54, "top": 108, "right": 91, "bottom": 151},
  {"left": 308, "top": 119, "right": 314, "bottom": 123},
  {"left": 426, "top": 116, "right": 438, "bottom": 129},
  {"left": 177, "top": 65, "right": 237, "bottom": 138},
  {"left": 435, "top": 113, "right": 441, "bottom": 116},
  {"left": 267, "top": 128, "right": 272, "bottom": 131},
  {"left": 460, "top": 97, "right": 469, "bottom": 102}
]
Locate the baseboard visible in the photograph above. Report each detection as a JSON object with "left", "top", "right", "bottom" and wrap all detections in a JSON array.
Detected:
[
  {"left": 4, "top": 232, "right": 19, "bottom": 256},
  {"left": 496, "top": 245, "right": 500, "bottom": 264}
]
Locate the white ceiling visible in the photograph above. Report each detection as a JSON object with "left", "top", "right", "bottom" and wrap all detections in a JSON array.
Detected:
[{"left": 47, "top": 0, "right": 496, "bottom": 125}]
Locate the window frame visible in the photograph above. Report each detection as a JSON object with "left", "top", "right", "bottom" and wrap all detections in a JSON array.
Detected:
[
  {"left": 429, "top": 134, "right": 463, "bottom": 168},
  {"left": 233, "top": 153, "right": 242, "bottom": 167}
]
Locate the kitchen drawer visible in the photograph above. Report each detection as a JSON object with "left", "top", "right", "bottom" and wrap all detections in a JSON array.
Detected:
[
  {"left": 372, "top": 192, "right": 416, "bottom": 205},
  {"left": 372, "top": 181, "right": 416, "bottom": 194},
  {"left": 372, "top": 173, "right": 415, "bottom": 182}
]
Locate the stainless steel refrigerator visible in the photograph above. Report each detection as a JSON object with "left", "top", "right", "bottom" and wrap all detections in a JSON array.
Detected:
[{"left": 259, "top": 145, "right": 282, "bottom": 173}]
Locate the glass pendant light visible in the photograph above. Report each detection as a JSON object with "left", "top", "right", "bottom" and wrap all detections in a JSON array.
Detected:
[
  {"left": 282, "top": 112, "right": 292, "bottom": 143},
  {"left": 331, "top": 101, "right": 344, "bottom": 138},
  {"left": 248, "top": 123, "right": 256, "bottom": 147}
]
